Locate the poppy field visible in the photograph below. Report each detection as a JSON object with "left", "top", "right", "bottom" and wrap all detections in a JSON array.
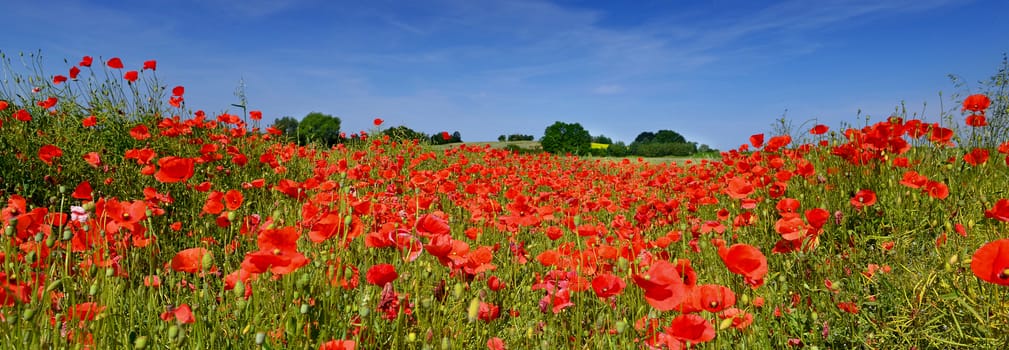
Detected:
[{"left": 2, "top": 53, "right": 1009, "bottom": 349}]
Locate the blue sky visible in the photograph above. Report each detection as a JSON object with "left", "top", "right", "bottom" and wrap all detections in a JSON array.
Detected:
[{"left": 3, "top": 0, "right": 1008, "bottom": 150}]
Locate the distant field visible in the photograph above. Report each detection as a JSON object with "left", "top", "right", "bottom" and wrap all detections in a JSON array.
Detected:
[{"left": 428, "top": 141, "right": 716, "bottom": 164}]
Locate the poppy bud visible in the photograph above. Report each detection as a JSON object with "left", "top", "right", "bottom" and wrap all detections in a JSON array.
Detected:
[{"left": 201, "top": 252, "right": 214, "bottom": 270}]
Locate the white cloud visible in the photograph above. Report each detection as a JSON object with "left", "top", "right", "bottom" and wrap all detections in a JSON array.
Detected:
[{"left": 592, "top": 84, "right": 625, "bottom": 95}]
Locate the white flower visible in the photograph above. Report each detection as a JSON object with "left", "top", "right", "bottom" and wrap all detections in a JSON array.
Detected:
[{"left": 70, "top": 205, "right": 89, "bottom": 223}]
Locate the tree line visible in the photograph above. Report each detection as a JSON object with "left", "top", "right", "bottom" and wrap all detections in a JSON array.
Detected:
[
  {"left": 269, "top": 114, "right": 713, "bottom": 157},
  {"left": 271, "top": 113, "right": 462, "bottom": 146}
]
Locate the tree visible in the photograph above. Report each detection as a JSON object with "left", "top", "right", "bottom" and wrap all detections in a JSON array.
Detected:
[
  {"left": 653, "top": 130, "right": 686, "bottom": 144},
  {"left": 592, "top": 135, "right": 613, "bottom": 144},
  {"left": 451, "top": 131, "right": 462, "bottom": 143},
  {"left": 272, "top": 116, "right": 300, "bottom": 140},
  {"left": 382, "top": 125, "right": 428, "bottom": 142},
  {"left": 540, "top": 121, "right": 591, "bottom": 155},
  {"left": 299, "top": 112, "right": 341, "bottom": 146},
  {"left": 498, "top": 135, "right": 507, "bottom": 142},
  {"left": 633, "top": 132, "right": 656, "bottom": 144}
]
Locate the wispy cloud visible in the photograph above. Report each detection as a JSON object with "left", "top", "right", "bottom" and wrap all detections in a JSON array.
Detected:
[{"left": 592, "top": 85, "right": 625, "bottom": 95}]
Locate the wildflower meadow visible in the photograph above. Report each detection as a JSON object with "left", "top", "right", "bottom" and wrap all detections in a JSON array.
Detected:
[{"left": 2, "top": 52, "right": 1009, "bottom": 349}]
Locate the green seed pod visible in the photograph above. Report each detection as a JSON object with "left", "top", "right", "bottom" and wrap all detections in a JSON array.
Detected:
[
  {"left": 407, "top": 332, "right": 417, "bottom": 343},
  {"left": 62, "top": 230, "right": 73, "bottom": 241},
  {"left": 441, "top": 336, "right": 451, "bottom": 350},
  {"left": 105, "top": 268, "right": 115, "bottom": 278},
  {"left": 234, "top": 281, "right": 246, "bottom": 298},
  {"left": 615, "top": 320, "right": 627, "bottom": 334},
  {"left": 453, "top": 282, "right": 464, "bottom": 299},
  {"left": 719, "top": 317, "right": 734, "bottom": 330},
  {"left": 201, "top": 252, "right": 214, "bottom": 270},
  {"left": 45, "top": 235, "right": 56, "bottom": 247},
  {"left": 134, "top": 336, "right": 148, "bottom": 349},
  {"left": 300, "top": 303, "right": 310, "bottom": 314},
  {"left": 34, "top": 232, "right": 44, "bottom": 242},
  {"left": 344, "top": 215, "right": 353, "bottom": 227},
  {"left": 89, "top": 282, "right": 99, "bottom": 296},
  {"left": 45, "top": 279, "right": 63, "bottom": 292},
  {"left": 168, "top": 325, "right": 180, "bottom": 341},
  {"left": 22, "top": 308, "right": 35, "bottom": 320},
  {"left": 59, "top": 185, "right": 67, "bottom": 194},
  {"left": 227, "top": 211, "right": 237, "bottom": 222},
  {"left": 254, "top": 332, "right": 266, "bottom": 345},
  {"left": 467, "top": 297, "right": 480, "bottom": 322},
  {"left": 4, "top": 225, "right": 13, "bottom": 236}
]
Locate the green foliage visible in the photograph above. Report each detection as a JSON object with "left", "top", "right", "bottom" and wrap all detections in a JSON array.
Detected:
[
  {"left": 299, "top": 112, "right": 341, "bottom": 146},
  {"left": 592, "top": 134, "right": 613, "bottom": 144},
  {"left": 506, "top": 134, "right": 535, "bottom": 141},
  {"left": 382, "top": 125, "right": 428, "bottom": 142},
  {"left": 628, "top": 129, "right": 694, "bottom": 157},
  {"left": 429, "top": 130, "right": 462, "bottom": 145},
  {"left": 630, "top": 141, "right": 698, "bottom": 157},
  {"left": 606, "top": 141, "right": 629, "bottom": 157},
  {"left": 498, "top": 134, "right": 507, "bottom": 142},
  {"left": 271, "top": 116, "right": 300, "bottom": 140},
  {"left": 540, "top": 121, "right": 591, "bottom": 155}
]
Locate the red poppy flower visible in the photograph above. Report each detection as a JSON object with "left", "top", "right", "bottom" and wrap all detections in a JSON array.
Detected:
[
  {"left": 850, "top": 189, "right": 877, "bottom": 209},
  {"left": 143, "top": 60, "right": 157, "bottom": 71},
  {"left": 591, "top": 273, "right": 626, "bottom": 299},
  {"left": 53, "top": 75, "right": 67, "bottom": 84},
  {"left": 319, "top": 340, "right": 356, "bottom": 350},
  {"left": 72, "top": 181, "right": 93, "bottom": 200},
  {"left": 749, "top": 133, "right": 764, "bottom": 148},
  {"left": 810, "top": 124, "right": 829, "bottom": 135},
  {"left": 416, "top": 213, "right": 450, "bottom": 235},
  {"left": 250, "top": 110, "right": 262, "bottom": 121},
  {"left": 925, "top": 181, "right": 948, "bottom": 200},
  {"left": 224, "top": 189, "right": 243, "bottom": 211},
  {"left": 124, "top": 70, "right": 139, "bottom": 83},
  {"left": 106, "top": 57, "right": 124, "bottom": 69},
  {"left": 82, "top": 115, "right": 98, "bottom": 127},
  {"left": 665, "top": 313, "right": 715, "bottom": 344},
  {"left": 0, "top": 100, "right": 7, "bottom": 111},
  {"left": 69, "top": 302, "right": 106, "bottom": 321},
  {"left": 929, "top": 125, "right": 954, "bottom": 146},
  {"left": 985, "top": 199, "right": 1009, "bottom": 222},
  {"left": 13, "top": 109, "right": 31, "bottom": 121},
  {"left": 366, "top": 263, "right": 398, "bottom": 286},
  {"left": 83, "top": 152, "right": 102, "bottom": 168},
  {"left": 962, "top": 94, "right": 991, "bottom": 113},
  {"left": 972, "top": 239, "right": 1009, "bottom": 286},
  {"left": 374, "top": 118, "right": 384, "bottom": 126},
  {"left": 38, "top": 144, "right": 62, "bottom": 166},
  {"left": 964, "top": 148, "right": 989, "bottom": 166},
  {"left": 160, "top": 304, "right": 195, "bottom": 324},
  {"left": 966, "top": 114, "right": 988, "bottom": 127},
  {"left": 717, "top": 243, "right": 768, "bottom": 287},
  {"left": 725, "top": 177, "right": 754, "bottom": 199},
  {"left": 154, "top": 156, "right": 195, "bottom": 183},
  {"left": 80, "top": 56, "right": 93, "bottom": 67},
  {"left": 171, "top": 247, "right": 210, "bottom": 273},
  {"left": 69, "top": 66, "right": 81, "bottom": 79},
  {"left": 441, "top": 131, "right": 451, "bottom": 141},
  {"left": 38, "top": 96, "right": 58, "bottom": 109},
  {"left": 632, "top": 259, "right": 687, "bottom": 311},
  {"left": 486, "top": 337, "right": 506, "bottom": 350},
  {"left": 130, "top": 124, "right": 151, "bottom": 140}
]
